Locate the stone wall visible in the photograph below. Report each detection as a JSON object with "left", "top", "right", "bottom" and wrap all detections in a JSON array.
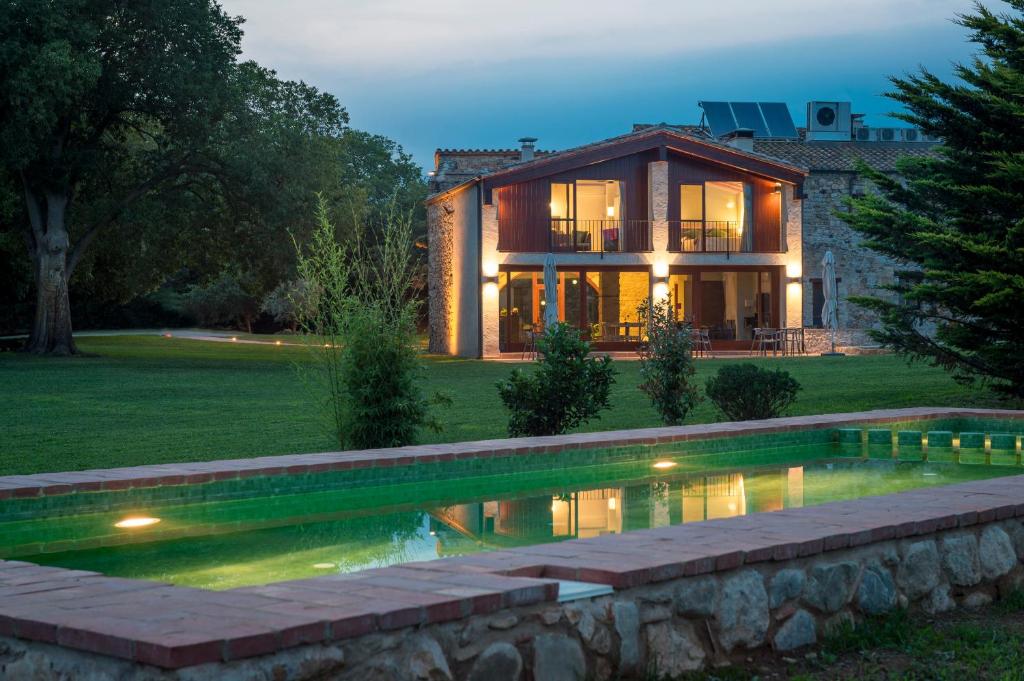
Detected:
[
  {"left": 427, "top": 199, "right": 455, "bottom": 354},
  {"left": 800, "top": 172, "right": 900, "bottom": 331},
  {"left": 7, "top": 516, "right": 1024, "bottom": 680},
  {"left": 803, "top": 328, "right": 877, "bottom": 354}
]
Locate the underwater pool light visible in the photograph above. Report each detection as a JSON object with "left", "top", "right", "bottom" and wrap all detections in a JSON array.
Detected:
[
  {"left": 114, "top": 516, "right": 160, "bottom": 529},
  {"left": 652, "top": 461, "right": 677, "bottom": 470},
  {"left": 312, "top": 563, "right": 335, "bottom": 569}
]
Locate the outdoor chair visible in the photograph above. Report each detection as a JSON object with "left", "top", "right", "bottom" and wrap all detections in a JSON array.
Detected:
[
  {"left": 692, "top": 327, "right": 713, "bottom": 358},
  {"left": 751, "top": 328, "right": 781, "bottom": 356}
]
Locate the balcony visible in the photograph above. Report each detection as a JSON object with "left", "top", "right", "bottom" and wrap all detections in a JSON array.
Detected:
[
  {"left": 550, "top": 219, "right": 652, "bottom": 253},
  {"left": 677, "top": 220, "right": 744, "bottom": 253}
]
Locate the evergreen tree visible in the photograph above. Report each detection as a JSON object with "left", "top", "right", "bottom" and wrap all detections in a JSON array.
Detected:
[{"left": 845, "top": 0, "right": 1024, "bottom": 398}]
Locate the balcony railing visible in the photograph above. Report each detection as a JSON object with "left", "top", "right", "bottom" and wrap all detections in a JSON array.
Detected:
[
  {"left": 677, "top": 220, "right": 745, "bottom": 253},
  {"left": 550, "top": 219, "right": 651, "bottom": 253}
]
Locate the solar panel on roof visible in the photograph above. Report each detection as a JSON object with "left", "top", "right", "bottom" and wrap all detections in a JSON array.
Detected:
[
  {"left": 730, "top": 102, "right": 770, "bottom": 137},
  {"left": 700, "top": 101, "right": 738, "bottom": 138},
  {"left": 759, "top": 103, "right": 799, "bottom": 139},
  {"left": 699, "top": 101, "right": 799, "bottom": 140}
]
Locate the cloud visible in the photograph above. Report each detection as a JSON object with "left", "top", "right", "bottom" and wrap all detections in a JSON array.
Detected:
[{"left": 223, "top": 0, "right": 972, "bottom": 78}]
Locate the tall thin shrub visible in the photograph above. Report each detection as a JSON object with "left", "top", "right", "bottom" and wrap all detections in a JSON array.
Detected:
[
  {"left": 637, "top": 296, "right": 702, "bottom": 425},
  {"left": 293, "top": 195, "right": 444, "bottom": 449}
]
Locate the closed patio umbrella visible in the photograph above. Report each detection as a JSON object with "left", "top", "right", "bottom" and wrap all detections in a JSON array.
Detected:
[
  {"left": 543, "top": 253, "right": 559, "bottom": 330},
  {"left": 821, "top": 250, "right": 843, "bottom": 356}
]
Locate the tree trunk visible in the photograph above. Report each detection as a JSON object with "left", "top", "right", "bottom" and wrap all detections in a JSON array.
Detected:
[{"left": 25, "top": 190, "right": 78, "bottom": 355}]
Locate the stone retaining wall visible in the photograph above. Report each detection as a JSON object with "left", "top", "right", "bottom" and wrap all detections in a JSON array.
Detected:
[
  {"left": 3, "top": 409, "right": 1024, "bottom": 681},
  {"left": 5, "top": 474, "right": 1024, "bottom": 680}
]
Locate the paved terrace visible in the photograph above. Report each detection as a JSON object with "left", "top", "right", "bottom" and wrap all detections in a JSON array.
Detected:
[{"left": 0, "top": 407, "right": 1022, "bottom": 669}]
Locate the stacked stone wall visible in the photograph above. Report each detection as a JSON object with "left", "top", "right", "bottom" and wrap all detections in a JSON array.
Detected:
[
  {"left": 427, "top": 199, "right": 455, "bottom": 354},
  {"left": 8, "top": 517, "right": 1024, "bottom": 680},
  {"left": 801, "top": 172, "right": 900, "bottom": 332}
]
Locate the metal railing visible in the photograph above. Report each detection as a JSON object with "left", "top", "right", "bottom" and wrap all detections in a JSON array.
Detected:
[
  {"left": 677, "top": 220, "right": 744, "bottom": 253},
  {"left": 550, "top": 219, "right": 651, "bottom": 253}
]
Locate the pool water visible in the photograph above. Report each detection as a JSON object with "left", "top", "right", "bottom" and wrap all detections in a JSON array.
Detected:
[{"left": 3, "top": 443, "right": 1019, "bottom": 590}]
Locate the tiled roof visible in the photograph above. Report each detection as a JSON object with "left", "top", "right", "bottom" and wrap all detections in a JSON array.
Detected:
[
  {"left": 752, "top": 139, "right": 940, "bottom": 172},
  {"left": 480, "top": 125, "right": 807, "bottom": 180}
]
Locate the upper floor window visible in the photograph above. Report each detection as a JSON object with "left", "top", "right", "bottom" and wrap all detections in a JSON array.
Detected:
[
  {"left": 679, "top": 181, "right": 751, "bottom": 252},
  {"left": 550, "top": 180, "right": 624, "bottom": 252}
]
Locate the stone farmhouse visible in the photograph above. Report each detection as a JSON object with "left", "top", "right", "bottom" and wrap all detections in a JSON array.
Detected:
[{"left": 425, "top": 101, "right": 938, "bottom": 357}]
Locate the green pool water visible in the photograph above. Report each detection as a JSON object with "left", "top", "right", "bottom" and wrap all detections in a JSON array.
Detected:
[{"left": 3, "top": 436, "right": 1021, "bottom": 590}]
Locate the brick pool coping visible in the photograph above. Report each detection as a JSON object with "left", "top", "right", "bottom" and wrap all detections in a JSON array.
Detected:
[
  {"left": 1, "top": 407, "right": 1023, "bottom": 669},
  {"left": 2, "top": 407, "right": 1022, "bottom": 501}
]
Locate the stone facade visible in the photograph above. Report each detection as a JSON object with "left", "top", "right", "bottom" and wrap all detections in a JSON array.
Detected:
[
  {"left": 799, "top": 172, "right": 900, "bottom": 331},
  {"left": 427, "top": 199, "right": 455, "bottom": 354},
  {"left": 7, "top": 516, "right": 1024, "bottom": 680}
]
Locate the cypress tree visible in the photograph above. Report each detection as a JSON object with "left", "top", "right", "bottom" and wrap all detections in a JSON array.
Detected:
[{"left": 846, "top": 0, "right": 1024, "bottom": 398}]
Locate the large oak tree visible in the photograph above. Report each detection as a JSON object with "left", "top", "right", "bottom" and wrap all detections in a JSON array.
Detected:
[{"left": 0, "top": 0, "right": 364, "bottom": 353}]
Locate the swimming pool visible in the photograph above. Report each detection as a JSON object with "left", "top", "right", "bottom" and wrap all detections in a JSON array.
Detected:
[{"left": 3, "top": 414, "right": 1022, "bottom": 590}]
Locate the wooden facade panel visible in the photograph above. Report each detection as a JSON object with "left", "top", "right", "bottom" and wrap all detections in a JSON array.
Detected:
[
  {"left": 666, "top": 151, "right": 782, "bottom": 253},
  {"left": 496, "top": 147, "right": 784, "bottom": 253},
  {"left": 496, "top": 152, "right": 655, "bottom": 252}
]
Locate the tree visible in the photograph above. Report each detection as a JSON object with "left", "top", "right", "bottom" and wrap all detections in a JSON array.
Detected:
[
  {"left": 845, "top": 0, "right": 1024, "bottom": 398},
  {"left": 637, "top": 296, "right": 701, "bottom": 425},
  {"left": 0, "top": 0, "right": 245, "bottom": 353},
  {"left": 294, "top": 197, "right": 445, "bottom": 449}
]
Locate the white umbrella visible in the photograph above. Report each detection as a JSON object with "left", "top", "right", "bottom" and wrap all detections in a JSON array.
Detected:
[
  {"left": 821, "top": 250, "right": 840, "bottom": 355},
  {"left": 543, "top": 253, "right": 559, "bottom": 330}
]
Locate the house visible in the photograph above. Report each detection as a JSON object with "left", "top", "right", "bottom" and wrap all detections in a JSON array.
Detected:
[{"left": 426, "top": 101, "right": 938, "bottom": 358}]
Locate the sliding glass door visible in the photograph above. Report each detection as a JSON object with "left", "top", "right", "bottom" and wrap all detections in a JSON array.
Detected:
[{"left": 498, "top": 268, "right": 651, "bottom": 351}]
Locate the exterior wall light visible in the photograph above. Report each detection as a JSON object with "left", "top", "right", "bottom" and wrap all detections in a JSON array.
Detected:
[
  {"left": 652, "top": 262, "right": 669, "bottom": 278},
  {"left": 481, "top": 274, "right": 499, "bottom": 286},
  {"left": 786, "top": 262, "right": 802, "bottom": 281}
]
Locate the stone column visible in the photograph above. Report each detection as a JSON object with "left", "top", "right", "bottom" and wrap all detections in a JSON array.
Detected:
[
  {"left": 481, "top": 203, "right": 501, "bottom": 358},
  {"left": 648, "top": 160, "right": 669, "bottom": 255},
  {"left": 783, "top": 185, "right": 803, "bottom": 328}
]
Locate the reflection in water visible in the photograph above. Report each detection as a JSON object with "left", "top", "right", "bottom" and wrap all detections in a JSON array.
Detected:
[
  {"left": 12, "top": 458, "right": 1017, "bottom": 590},
  {"left": 443, "top": 469, "right": 801, "bottom": 546}
]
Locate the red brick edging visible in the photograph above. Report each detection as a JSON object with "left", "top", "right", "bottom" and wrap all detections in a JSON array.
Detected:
[
  {"left": 2, "top": 407, "right": 1020, "bottom": 500},
  {"left": 1, "top": 408, "right": 1022, "bottom": 669}
]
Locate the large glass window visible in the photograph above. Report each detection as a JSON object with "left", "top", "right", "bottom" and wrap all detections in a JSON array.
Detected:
[
  {"left": 499, "top": 269, "right": 650, "bottom": 348},
  {"left": 678, "top": 181, "right": 748, "bottom": 252},
  {"left": 550, "top": 180, "right": 623, "bottom": 252},
  {"left": 588, "top": 271, "right": 649, "bottom": 342}
]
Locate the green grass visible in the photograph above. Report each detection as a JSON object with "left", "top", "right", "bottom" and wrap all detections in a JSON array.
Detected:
[{"left": 0, "top": 335, "right": 1009, "bottom": 476}]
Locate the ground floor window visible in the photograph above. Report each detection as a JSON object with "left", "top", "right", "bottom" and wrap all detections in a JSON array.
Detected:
[
  {"left": 498, "top": 268, "right": 650, "bottom": 350},
  {"left": 668, "top": 267, "right": 782, "bottom": 344}
]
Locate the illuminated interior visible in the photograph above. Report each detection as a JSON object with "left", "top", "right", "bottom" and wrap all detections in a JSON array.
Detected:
[
  {"left": 679, "top": 181, "right": 748, "bottom": 252},
  {"left": 550, "top": 180, "right": 623, "bottom": 251},
  {"left": 497, "top": 269, "right": 650, "bottom": 347}
]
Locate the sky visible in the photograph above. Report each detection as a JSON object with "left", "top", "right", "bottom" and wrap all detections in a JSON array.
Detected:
[{"left": 219, "top": 0, "right": 980, "bottom": 169}]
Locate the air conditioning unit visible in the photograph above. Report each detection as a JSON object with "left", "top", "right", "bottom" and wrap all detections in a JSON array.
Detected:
[
  {"left": 855, "top": 127, "right": 872, "bottom": 141},
  {"left": 806, "top": 101, "right": 852, "bottom": 141},
  {"left": 874, "top": 127, "right": 901, "bottom": 142},
  {"left": 903, "top": 129, "right": 919, "bottom": 142},
  {"left": 921, "top": 132, "right": 942, "bottom": 143}
]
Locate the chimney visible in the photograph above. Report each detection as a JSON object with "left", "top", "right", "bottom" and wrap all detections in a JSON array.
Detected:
[
  {"left": 518, "top": 137, "right": 538, "bottom": 162},
  {"left": 722, "top": 128, "right": 754, "bottom": 152}
]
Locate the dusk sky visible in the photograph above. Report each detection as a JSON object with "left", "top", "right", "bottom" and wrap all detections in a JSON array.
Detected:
[{"left": 220, "top": 0, "right": 980, "bottom": 169}]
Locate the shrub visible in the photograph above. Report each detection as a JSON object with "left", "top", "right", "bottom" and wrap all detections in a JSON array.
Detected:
[
  {"left": 184, "top": 274, "right": 259, "bottom": 331},
  {"left": 261, "top": 279, "right": 313, "bottom": 331},
  {"left": 294, "top": 196, "right": 445, "bottom": 449},
  {"left": 637, "top": 296, "right": 701, "bottom": 425},
  {"left": 497, "top": 322, "right": 616, "bottom": 437},
  {"left": 705, "top": 364, "right": 801, "bottom": 421}
]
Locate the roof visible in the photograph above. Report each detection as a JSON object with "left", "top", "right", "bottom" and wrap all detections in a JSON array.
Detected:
[
  {"left": 752, "top": 139, "right": 940, "bottom": 172},
  {"left": 479, "top": 125, "right": 807, "bottom": 192}
]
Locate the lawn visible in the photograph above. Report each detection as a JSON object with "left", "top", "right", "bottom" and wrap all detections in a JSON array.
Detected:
[{"left": 0, "top": 335, "right": 1010, "bottom": 476}]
